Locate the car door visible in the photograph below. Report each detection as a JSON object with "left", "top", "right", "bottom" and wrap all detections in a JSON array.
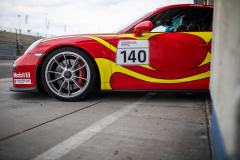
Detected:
[{"left": 110, "top": 7, "right": 213, "bottom": 90}]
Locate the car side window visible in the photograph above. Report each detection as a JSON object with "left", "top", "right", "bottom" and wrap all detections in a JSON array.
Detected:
[{"left": 149, "top": 7, "right": 213, "bottom": 32}]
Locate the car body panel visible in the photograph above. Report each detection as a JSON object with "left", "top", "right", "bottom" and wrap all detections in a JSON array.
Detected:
[
  {"left": 13, "top": 53, "right": 42, "bottom": 88},
  {"left": 94, "top": 31, "right": 211, "bottom": 90}
]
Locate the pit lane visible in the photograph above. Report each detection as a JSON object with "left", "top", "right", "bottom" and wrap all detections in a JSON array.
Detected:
[{"left": 0, "top": 62, "right": 211, "bottom": 160}]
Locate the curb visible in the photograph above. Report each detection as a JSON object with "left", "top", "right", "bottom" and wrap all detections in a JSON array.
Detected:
[{"left": 205, "top": 93, "right": 215, "bottom": 160}]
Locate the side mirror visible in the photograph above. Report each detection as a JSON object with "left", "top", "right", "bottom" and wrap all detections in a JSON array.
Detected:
[{"left": 133, "top": 21, "right": 153, "bottom": 37}]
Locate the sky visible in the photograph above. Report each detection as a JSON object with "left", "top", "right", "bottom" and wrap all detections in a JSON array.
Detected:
[{"left": 0, "top": 0, "right": 193, "bottom": 37}]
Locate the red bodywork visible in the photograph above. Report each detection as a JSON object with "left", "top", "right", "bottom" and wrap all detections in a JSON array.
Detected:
[
  {"left": 110, "top": 32, "right": 211, "bottom": 90},
  {"left": 12, "top": 4, "right": 213, "bottom": 91}
]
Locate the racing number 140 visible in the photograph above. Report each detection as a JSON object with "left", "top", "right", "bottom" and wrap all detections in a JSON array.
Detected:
[
  {"left": 120, "top": 50, "right": 146, "bottom": 63},
  {"left": 116, "top": 40, "right": 149, "bottom": 65}
]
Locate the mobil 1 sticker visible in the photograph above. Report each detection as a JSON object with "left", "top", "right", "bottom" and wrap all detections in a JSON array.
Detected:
[
  {"left": 14, "top": 79, "right": 31, "bottom": 84},
  {"left": 116, "top": 40, "right": 149, "bottom": 65}
]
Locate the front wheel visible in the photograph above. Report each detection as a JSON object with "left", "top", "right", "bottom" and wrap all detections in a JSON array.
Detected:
[{"left": 41, "top": 47, "right": 97, "bottom": 101}]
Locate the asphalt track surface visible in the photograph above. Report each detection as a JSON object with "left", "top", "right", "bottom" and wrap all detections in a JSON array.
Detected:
[
  {"left": 0, "top": 60, "right": 14, "bottom": 79},
  {"left": 0, "top": 61, "right": 211, "bottom": 160}
]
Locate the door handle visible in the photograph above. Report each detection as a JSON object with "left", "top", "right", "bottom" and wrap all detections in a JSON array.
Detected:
[{"left": 199, "top": 43, "right": 211, "bottom": 47}]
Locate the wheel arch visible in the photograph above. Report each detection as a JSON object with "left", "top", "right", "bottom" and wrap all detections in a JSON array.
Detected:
[{"left": 36, "top": 45, "right": 101, "bottom": 93}]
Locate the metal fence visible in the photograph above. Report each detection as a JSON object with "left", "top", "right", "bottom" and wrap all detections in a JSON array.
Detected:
[{"left": 0, "top": 26, "right": 55, "bottom": 59}]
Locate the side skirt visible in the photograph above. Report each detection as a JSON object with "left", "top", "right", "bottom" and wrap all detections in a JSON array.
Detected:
[{"left": 101, "top": 89, "right": 209, "bottom": 93}]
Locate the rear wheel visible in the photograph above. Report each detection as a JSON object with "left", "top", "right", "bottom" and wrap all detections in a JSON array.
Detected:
[{"left": 41, "top": 47, "right": 96, "bottom": 101}]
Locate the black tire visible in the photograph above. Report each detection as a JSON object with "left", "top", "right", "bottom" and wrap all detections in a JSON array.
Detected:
[{"left": 41, "top": 47, "right": 97, "bottom": 101}]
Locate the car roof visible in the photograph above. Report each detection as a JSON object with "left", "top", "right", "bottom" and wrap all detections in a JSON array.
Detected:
[{"left": 152, "top": 4, "right": 213, "bottom": 16}]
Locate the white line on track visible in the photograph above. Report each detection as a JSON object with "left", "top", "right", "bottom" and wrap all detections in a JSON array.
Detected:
[
  {"left": 0, "top": 78, "right": 12, "bottom": 80},
  {"left": 32, "top": 92, "right": 156, "bottom": 160}
]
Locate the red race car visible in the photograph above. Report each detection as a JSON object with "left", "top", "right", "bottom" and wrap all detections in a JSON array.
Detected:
[{"left": 10, "top": 4, "right": 213, "bottom": 101}]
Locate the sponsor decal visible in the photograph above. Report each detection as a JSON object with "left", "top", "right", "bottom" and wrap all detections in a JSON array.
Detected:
[
  {"left": 190, "top": 4, "right": 204, "bottom": 7},
  {"left": 14, "top": 79, "right": 31, "bottom": 84},
  {"left": 121, "top": 41, "right": 138, "bottom": 47},
  {"left": 13, "top": 72, "right": 31, "bottom": 78},
  {"left": 117, "top": 40, "right": 148, "bottom": 48}
]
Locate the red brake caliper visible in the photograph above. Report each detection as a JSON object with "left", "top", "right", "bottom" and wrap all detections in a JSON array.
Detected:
[{"left": 78, "top": 61, "right": 86, "bottom": 86}]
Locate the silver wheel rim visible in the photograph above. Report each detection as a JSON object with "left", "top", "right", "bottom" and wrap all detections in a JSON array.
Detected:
[{"left": 45, "top": 51, "right": 90, "bottom": 98}]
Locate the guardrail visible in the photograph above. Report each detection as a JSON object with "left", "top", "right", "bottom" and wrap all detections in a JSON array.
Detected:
[{"left": 0, "top": 43, "right": 29, "bottom": 60}]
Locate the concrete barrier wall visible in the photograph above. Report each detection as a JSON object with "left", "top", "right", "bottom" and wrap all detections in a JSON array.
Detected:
[{"left": 210, "top": 0, "right": 240, "bottom": 159}]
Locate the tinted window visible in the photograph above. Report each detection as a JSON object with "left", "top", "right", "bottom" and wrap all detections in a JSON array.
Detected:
[{"left": 150, "top": 8, "right": 213, "bottom": 32}]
